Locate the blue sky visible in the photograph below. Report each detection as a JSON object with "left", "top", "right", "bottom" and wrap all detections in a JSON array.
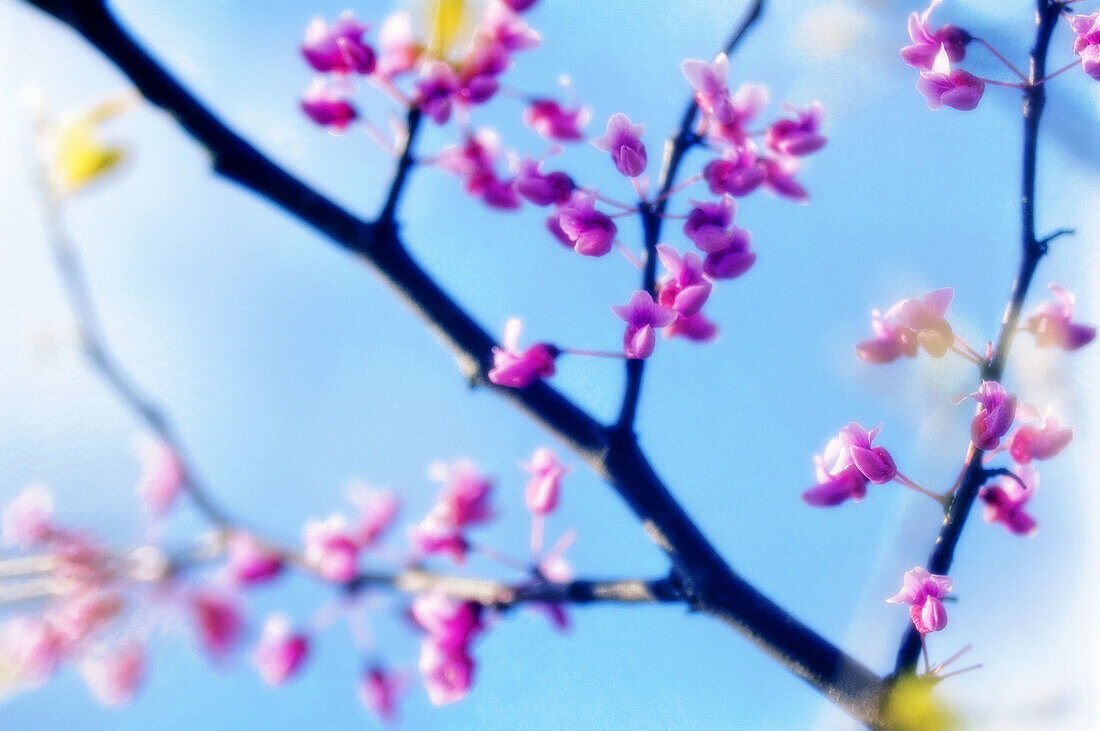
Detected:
[{"left": 1, "top": 0, "right": 1099, "bottom": 727}]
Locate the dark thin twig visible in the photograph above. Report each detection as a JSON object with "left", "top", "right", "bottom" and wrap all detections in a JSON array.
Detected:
[
  {"left": 892, "top": 0, "right": 1064, "bottom": 676},
  {"left": 377, "top": 106, "right": 422, "bottom": 226}
]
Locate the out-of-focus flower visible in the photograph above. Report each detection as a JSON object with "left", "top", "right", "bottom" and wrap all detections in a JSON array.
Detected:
[
  {"left": 857, "top": 309, "right": 918, "bottom": 364},
  {"left": 488, "top": 318, "right": 558, "bottom": 388},
  {"left": 190, "top": 592, "right": 243, "bottom": 661},
  {"left": 300, "top": 78, "right": 358, "bottom": 131},
  {"left": 764, "top": 103, "right": 827, "bottom": 157},
  {"left": 979, "top": 464, "right": 1038, "bottom": 536},
  {"left": 303, "top": 514, "right": 360, "bottom": 582},
  {"left": 523, "top": 99, "right": 589, "bottom": 141},
  {"left": 1008, "top": 406, "right": 1073, "bottom": 464},
  {"left": 2, "top": 485, "right": 55, "bottom": 546},
  {"left": 521, "top": 448, "right": 567, "bottom": 516},
  {"left": 346, "top": 483, "right": 400, "bottom": 548},
  {"left": 80, "top": 641, "right": 144, "bottom": 706},
  {"left": 301, "top": 12, "right": 376, "bottom": 74},
  {"left": 1020, "top": 283, "right": 1096, "bottom": 351},
  {"left": 253, "top": 614, "right": 309, "bottom": 685},
  {"left": 1070, "top": 13, "right": 1100, "bottom": 80},
  {"left": 226, "top": 532, "right": 284, "bottom": 585},
  {"left": 135, "top": 438, "right": 185, "bottom": 517},
  {"left": 891, "top": 287, "right": 955, "bottom": 357},
  {"left": 360, "top": 665, "right": 404, "bottom": 722}
]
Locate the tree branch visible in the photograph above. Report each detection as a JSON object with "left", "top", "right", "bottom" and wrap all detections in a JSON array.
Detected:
[
  {"left": 17, "top": 0, "right": 887, "bottom": 723},
  {"left": 891, "top": 0, "right": 1063, "bottom": 676}
]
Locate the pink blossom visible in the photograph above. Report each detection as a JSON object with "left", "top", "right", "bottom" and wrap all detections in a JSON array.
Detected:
[
  {"left": 80, "top": 641, "right": 144, "bottom": 706},
  {"left": 612, "top": 290, "right": 677, "bottom": 360},
  {"left": 376, "top": 11, "right": 421, "bottom": 79},
  {"left": 409, "top": 508, "right": 469, "bottom": 563},
  {"left": 190, "top": 592, "right": 243, "bottom": 661},
  {"left": 656, "top": 245, "right": 712, "bottom": 317},
  {"left": 411, "top": 593, "right": 483, "bottom": 650},
  {"left": 301, "top": 12, "right": 376, "bottom": 75},
  {"left": 419, "top": 638, "right": 475, "bottom": 706},
  {"left": 48, "top": 591, "right": 123, "bottom": 647},
  {"left": 303, "top": 514, "right": 360, "bottom": 582},
  {"left": 346, "top": 483, "right": 400, "bottom": 548},
  {"left": 764, "top": 103, "right": 827, "bottom": 157},
  {"left": 513, "top": 158, "right": 574, "bottom": 206},
  {"left": 523, "top": 99, "right": 589, "bottom": 141},
  {"left": 760, "top": 156, "right": 809, "bottom": 202},
  {"left": 1069, "top": 13, "right": 1100, "bottom": 80},
  {"left": 544, "top": 210, "right": 575, "bottom": 248},
  {"left": 802, "top": 438, "right": 868, "bottom": 507},
  {"left": 965, "top": 380, "right": 1016, "bottom": 451},
  {"left": 415, "top": 62, "right": 461, "bottom": 124},
  {"left": 503, "top": 0, "right": 540, "bottom": 11},
  {"left": 979, "top": 464, "right": 1038, "bottom": 536},
  {"left": 488, "top": 318, "right": 559, "bottom": 388},
  {"left": 1008, "top": 408, "right": 1073, "bottom": 464},
  {"left": 684, "top": 195, "right": 737, "bottom": 253},
  {"left": 916, "top": 47, "right": 984, "bottom": 111},
  {"left": 836, "top": 422, "right": 897, "bottom": 485},
  {"left": 556, "top": 192, "right": 617, "bottom": 257},
  {"left": 665, "top": 312, "right": 718, "bottom": 342},
  {"left": 591, "top": 113, "right": 647, "bottom": 177},
  {"left": 682, "top": 53, "right": 735, "bottom": 124},
  {"left": 226, "top": 532, "right": 283, "bottom": 585},
  {"left": 360, "top": 666, "right": 404, "bottom": 722},
  {"left": 482, "top": 1, "right": 540, "bottom": 52},
  {"left": 432, "top": 461, "right": 494, "bottom": 527},
  {"left": 0, "top": 616, "right": 64, "bottom": 682},
  {"left": 253, "top": 614, "right": 309, "bottom": 685},
  {"left": 136, "top": 438, "right": 185, "bottom": 516},
  {"left": 890, "top": 287, "right": 955, "bottom": 357},
  {"left": 300, "top": 78, "right": 358, "bottom": 131},
  {"left": 857, "top": 308, "right": 918, "bottom": 364},
  {"left": 455, "top": 40, "right": 510, "bottom": 106},
  {"left": 886, "top": 566, "right": 953, "bottom": 634},
  {"left": 1021, "top": 283, "right": 1096, "bottom": 351},
  {"left": 522, "top": 447, "right": 567, "bottom": 516},
  {"left": 901, "top": 0, "right": 970, "bottom": 70},
  {"left": 702, "top": 148, "right": 766, "bottom": 198},
  {"left": 703, "top": 84, "right": 769, "bottom": 146},
  {"left": 702, "top": 227, "right": 755, "bottom": 281},
  {"left": 2, "top": 484, "right": 54, "bottom": 546}
]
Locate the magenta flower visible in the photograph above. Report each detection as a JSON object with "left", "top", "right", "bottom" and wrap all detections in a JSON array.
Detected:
[
  {"left": 2, "top": 485, "right": 54, "bottom": 546},
  {"left": 482, "top": 1, "right": 541, "bottom": 52},
  {"left": 886, "top": 566, "right": 953, "bottom": 634},
  {"left": 503, "top": 0, "right": 540, "bottom": 11},
  {"left": 656, "top": 245, "right": 712, "bottom": 317},
  {"left": 513, "top": 158, "right": 574, "bottom": 206},
  {"left": 360, "top": 666, "right": 404, "bottom": 722},
  {"left": 891, "top": 287, "right": 955, "bottom": 357},
  {"left": 917, "top": 48, "right": 984, "bottom": 111},
  {"left": 1070, "top": 13, "right": 1100, "bottom": 81},
  {"left": 979, "top": 464, "right": 1038, "bottom": 536},
  {"left": 802, "top": 437, "right": 868, "bottom": 507},
  {"left": 857, "top": 309, "right": 918, "bottom": 364},
  {"left": 666, "top": 312, "right": 718, "bottom": 342},
  {"left": 303, "top": 514, "right": 360, "bottom": 582},
  {"left": 612, "top": 291, "right": 677, "bottom": 360},
  {"left": 409, "top": 509, "right": 469, "bottom": 564},
  {"left": 556, "top": 192, "right": 617, "bottom": 257},
  {"left": 411, "top": 593, "right": 483, "bottom": 650},
  {"left": 488, "top": 318, "right": 559, "bottom": 388},
  {"left": 901, "top": 0, "right": 970, "bottom": 70},
  {"left": 522, "top": 447, "right": 567, "bottom": 516},
  {"left": 684, "top": 195, "right": 737, "bottom": 253},
  {"left": 455, "top": 40, "right": 509, "bottom": 107},
  {"left": 432, "top": 461, "right": 494, "bottom": 527},
  {"left": 836, "top": 422, "right": 898, "bottom": 485},
  {"left": 682, "top": 53, "right": 735, "bottom": 124},
  {"left": 703, "top": 148, "right": 766, "bottom": 198},
  {"left": 419, "top": 638, "right": 475, "bottom": 706},
  {"left": 190, "top": 592, "right": 243, "bottom": 661},
  {"left": 702, "top": 227, "right": 755, "bottom": 280},
  {"left": 523, "top": 99, "right": 589, "bottom": 141},
  {"left": 965, "top": 380, "right": 1016, "bottom": 451},
  {"left": 226, "top": 531, "right": 284, "bottom": 585},
  {"left": 253, "top": 614, "right": 310, "bottom": 685},
  {"left": 415, "top": 62, "right": 461, "bottom": 124},
  {"left": 300, "top": 78, "right": 358, "bottom": 131},
  {"left": 346, "top": 483, "right": 400, "bottom": 548},
  {"left": 80, "top": 641, "right": 144, "bottom": 706},
  {"left": 135, "top": 438, "right": 185, "bottom": 516},
  {"left": 1007, "top": 404, "right": 1073, "bottom": 464},
  {"left": 760, "top": 156, "right": 809, "bottom": 202},
  {"left": 764, "top": 103, "right": 827, "bottom": 157},
  {"left": 703, "top": 83, "right": 769, "bottom": 146},
  {"left": 301, "top": 12, "right": 376, "bottom": 75},
  {"left": 376, "top": 11, "right": 420, "bottom": 80},
  {"left": 1021, "top": 283, "right": 1096, "bottom": 351},
  {"left": 591, "top": 113, "right": 647, "bottom": 178}
]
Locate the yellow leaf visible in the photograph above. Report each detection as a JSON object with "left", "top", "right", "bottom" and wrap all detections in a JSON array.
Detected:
[
  {"left": 425, "top": 0, "right": 469, "bottom": 59},
  {"left": 49, "top": 93, "right": 136, "bottom": 193},
  {"left": 882, "top": 675, "right": 959, "bottom": 731}
]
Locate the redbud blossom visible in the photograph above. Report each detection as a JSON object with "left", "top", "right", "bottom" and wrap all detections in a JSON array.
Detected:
[
  {"left": 684, "top": 195, "right": 737, "bottom": 253},
  {"left": 556, "top": 192, "right": 617, "bottom": 256},
  {"left": 887, "top": 567, "right": 953, "bottom": 634},
  {"left": 419, "top": 638, "right": 475, "bottom": 706},
  {"left": 966, "top": 381, "right": 1016, "bottom": 451},
  {"left": 836, "top": 422, "right": 897, "bottom": 485},
  {"left": 49, "top": 591, "right": 123, "bottom": 647},
  {"left": 760, "top": 156, "right": 809, "bottom": 202},
  {"left": 1021, "top": 283, "right": 1096, "bottom": 351},
  {"left": 409, "top": 508, "right": 469, "bottom": 563},
  {"left": 415, "top": 62, "right": 461, "bottom": 123},
  {"left": 682, "top": 54, "right": 736, "bottom": 124},
  {"left": 764, "top": 103, "right": 827, "bottom": 157},
  {"left": 488, "top": 318, "right": 558, "bottom": 388},
  {"left": 703, "top": 84, "right": 769, "bottom": 146},
  {"left": 802, "top": 438, "right": 868, "bottom": 507},
  {"left": 979, "top": 464, "right": 1038, "bottom": 536},
  {"left": 702, "top": 227, "right": 755, "bottom": 281},
  {"left": 916, "top": 47, "right": 984, "bottom": 111},
  {"left": 1008, "top": 407, "right": 1073, "bottom": 464},
  {"left": 226, "top": 532, "right": 284, "bottom": 585},
  {"left": 656, "top": 245, "right": 712, "bottom": 317},
  {"left": 702, "top": 149, "right": 766, "bottom": 198},
  {"left": 80, "top": 641, "right": 144, "bottom": 706},
  {"left": 482, "top": 1, "right": 541, "bottom": 52},
  {"left": 2, "top": 484, "right": 54, "bottom": 546},
  {"left": 301, "top": 12, "right": 376, "bottom": 75},
  {"left": 0, "top": 616, "right": 64, "bottom": 682},
  {"left": 857, "top": 308, "right": 918, "bottom": 364},
  {"left": 1070, "top": 13, "right": 1100, "bottom": 81},
  {"left": 612, "top": 291, "right": 676, "bottom": 360},
  {"left": 136, "top": 438, "right": 185, "bottom": 516},
  {"left": 522, "top": 447, "right": 567, "bottom": 516},
  {"left": 891, "top": 287, "right": 955, "bottom": 357},
  {"left": 346, "top": 483, "right": 400, "bottom": 548},
  {"left": 191, "top": 592, "right": 243, "bottom": 661},
  {"left": 303, "top": 514, "right": 360, "bottom": 582},
  {"left": 433, "top": 461, "right": 494, "bottom": 527},
  {"left": 591, "top": 113, "right": 647, "bottom": 178},
  {"left": 503, "top": 0, "right": 540, "bottom": 12},
  {"left": 665, "top": 312, "right": 718, "bottom": 342},
  {"left": 253, "top": 614, "right": 310, "bottom": 685},
  {"left": 513, "top": 158, "right": 574, "bottom": 206},
  {"left": 360, "top": 666, "right": 403, "bottom": 721},
  {"left": 376, "top": 11, "right": 421, "bottom": 79},
  {"left": 300, "top": 78, "right": 358, "bottom": 131},
  {"left": 411, "top": 593, "right": 483, "bottom": 651},
  {"left": 900, "top": 0, "right": 970, "bottom": 70},
  {"left": 523, "top": 99, "right": 589, "bottom": 141}
]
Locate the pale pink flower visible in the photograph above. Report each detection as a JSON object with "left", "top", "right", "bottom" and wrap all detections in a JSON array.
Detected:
[
  {"left": 521, "top": 448, "right": 567, "bottom": 516},
  {"left": 191, "top": 592, "right": 243, "bottom": 661},
  {"left": 0, "top": 615, "right": 64, "bottom": 683},
  {"left": 376, "top": 11, "right": 421, "bottom": 79},
  {"left": 301, "top": 12, "right": 376, "bottom": 75},
  {"left": 482, "top": 1, "right": 540, "bottom": 52},
  {"left": 965, "top": 380, "right": 1016, "bottom": 451},
  {"left": 47, "top": 591, "right": 123, "bottom": 647},
  {"left": 917, "top": 47, "right": 984, "bottom": 111},
  {"left": 226, "top": 532, "right": 284, "bottom": 585},
  {"left": 703, "top": 83, "right": 769, "bottom": 146},
  {"left": 656, "top": 245, "right": 712, "bottom": 317},
  {"left": 803, "top": 437, "right": 867, "bottom": 507},
  {"left": 488, "top": 318, "right": 559, "bottom": 388},
  {"left": 419, "top": 638, "right": 475, "bottom": 706},
  {"left": 2, "top": 484, "right": 54, "bottom": 546},
  {"left": 761, "top": 156, "right": 809, "bottom": 202},
  {"left": 346, "top": 483, "right": 400, "bottom": 548},
  {"left": 360, "top": 665, "right": 404, "bottom": 722},
  {"left": 409, "top": 507, "right": 469, "bottom": 563},
  {"left": 300, "top": 78, "right": 358, "bottom": 131},
  {"left": 135, "top": 438, "right": 185, "bottom": 516},
  {"left": 612, "top": 291, "right": 677, "bottom": 360},
  {"left": 1008, "top": 406, "right": 1073, "bottom": 464},
  {"left": 979, "top": 464, "right": 1038, "bottom": 536},
  {"left": 890, "top": 287, "right": 955, "bottom": 357},
  {"left": 556, "top": 192, "right": 617, "bottom": 256},
  {"left": 591, "top": 113, "right": 647, "bottom": 177},
  {"left": 432, "top": 461, "right": 494, "bottom": 527},
  {"left": 682, "top": 53, "right": 735, "bottom": 124},
  {"left": 901, "top": 0, "right": 970, "bottom": 70},
  {"left": 303, "top": 514, "right": 359, "bottom": 582},
  {"left": 523, "top": 99, "right": 589, "bottom": 141},
  {"left": 1070, "top": 13, "right": 1100, "bottom": 80},
  {"left": 80, "top": 641, "right": 144, "bottom": 706},
  {"left": 857, "top": 308, "right": 918, "bottom": 364},
  {"left": 410, "top": 593, "right": 483, "bottom": 651},
  {"left": 886, "top": 566, "right": 953, "bottom": 634},
  {"left": 1021, "top": 283, "right": 1096, "bottom": 351},
  {"left": 253, "top": 614, "right": 309, "bottom": 685},
  {"left": 764, "top": 102, "right": 827, "bottom": 157},
  {"left": 836, "top": 422, "right": 897, "bottom": 485}
]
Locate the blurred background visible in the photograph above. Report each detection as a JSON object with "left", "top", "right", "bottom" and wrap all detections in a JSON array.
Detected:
[{"left": 1, "top": 0, "right": 1098, "bottom": 727}]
